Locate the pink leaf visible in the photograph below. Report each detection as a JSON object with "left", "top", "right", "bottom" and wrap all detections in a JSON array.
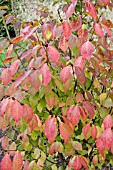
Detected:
[
  {"left": 96, "top": 136, "right": 105, "bottom": 155},
  {"left": 62, "top": 116, "right": 74, "bottom": 131},
  {"left": 23, "top": 104, "right": 34, "bottom": 123},
  {"left": 28, "top": 114, "right": 41, "bottom": 131},
  {"left": 10, "top": 60, "right": 20, "bottom": 76},
  {"left": 6, "top": 44, "right": 13, "bottom": 58},
  {"left": 40, "top": 63, "right": 52, "bottom": 86},
  {"left": 101, "top": 128, "right": 113, "bottom": 149},
  {"left": 91, "top": 125, "right": 97, "bottom": 139},
  {"left": 83, "top": 101, "right": 95, "bottom": 119},
  {"left": 74, "top": 66, "right": 86, "bottom": 84},
  {"left": 60, "top": 66, "right": 72, "bottom": 83},
  {"left": 80, "top": 41, "right": 94, "bottom": 61},
  {"left": 1, "top": 154, "right": 12, "bottom": 170},
  {"left": 82, "top": 123, "right": 90, "bottom": 139},
  {"left": 42, "top": 23, "right": 52, "bottom": 40},
  {"left": 103, "top": 115, "right": 113, "bottom": 130},
  {"left": 72, "top": 141, "right": 82, "bottom": 151},
  {"left": 94, "top": 23, "right": 104, "bottom": 38},
  {"left": 24, "top": 26, "right": 38, "bottom": 41},
  {"left": 62, "top": 21, "right": 72, "bottom": 40},
  {"left": 71, "top": 16, "right": 82, "bottom": 31},
  {"left": 1, "top": 68, "right": 12, "bottom": 85},
  {"left": 73, "top": 156, "right": 82, "bottom": 170},
  {"left": 97, "top": 0, "right": 110, "bottom": 6},
  {"left": 66, "top": 105, "right": 80, "bottom": 126},
  {"left": 59, "top": 122, "right": 70, "bottom": 143},
  {"left": 11, "top": 100, "right": 24, "bottom": 122},
  {"left": 13, "top": 151, "right": 23, "bottom": 170},
  {"left": 6, "top": 15, "right": 14, "bottom": 25},
  {"left": 12, "top": 36, "right": 24, "bottom": 44},
  {"left": 29, "top": 70, "right": 41, "bottom": 91},
  {"left": 79, "top": 106, "right": 88, "bottom": 122},
  {"left": 85, "top": 1, "right": 97, "bottom": 20},
  {"left": 68, "top": 34, "right": 77, "bottom": 50},
  {"left": 74, "top": 56, "right": 86, "bottom": 70},
  {"left": 44, "top": 116, "right": 57, "bottom": 144},
  {"left": 58, "top": 36, "right": 68, "bottom": 52},
  {"left": 0, "top": 98, "right": 9, "bottom": 116},
  {"left": 48, "top": 45, "right": 60, "bottom": 63},
  {"left": 102, "top": 24, "right": 111, "bottom": 37},
  {"left": 66, "top": 3, "right": 75, "bottom": 19}
]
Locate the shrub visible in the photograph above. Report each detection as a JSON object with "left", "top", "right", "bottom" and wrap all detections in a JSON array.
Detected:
[{"left": 0, "top": 0, "right": 113, "bottom": 169}]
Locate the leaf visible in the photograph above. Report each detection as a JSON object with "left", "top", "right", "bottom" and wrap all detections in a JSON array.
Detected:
[
  {"left": 96, "top": 136, "right": 105, "bottom": 154},
  {"left": 49, "top": 142, "right": 64, "bottom": 155},
  {"left": 72, "top": 156, "right": 82, "bottom": 170},
  {"left": 44, "top": 116, "right": 57, "bottom": 144},
  {"left": 40, "top": 63, "right": 52, "bottom": 86},
  {"left": 97, "top": 0, "right": 110, "bottom": 6},
  {"left": 101, "top": 128, "right": 113, "bottom": 149},
  {"left": 24, "top": 26, "right": 38, "bottom": 41},
  {"left": 42, "top": 23, "right": 52, "bottom": 40},
  {"left": 74, "top": 66, "right": 86, "bottom": 84},
  {"left": 71, "top": 16, "right": 82, "bottom": 31},
  {"left": 11, "top": 100, "right": 24, "bottom": 122},
  {"left": 76, "top": 93, "right": 84, "bottom": 103},
  {"left": 85, "top": 1, "right": 97, "bottom": 20},
  {"left": 68, "top": 34, "right": 77, "bottom": 50},
  {"left": 80, "top": 41, "right": 94, "bottom": 61},
  {"left": 66, "top": 105, "right": 80, "bottom": 126},
  {"left": 59, "top": 122, "right": 71, "bottom": 143},
  {"left": 10, "top": 60, "right": 20, "bottom": 76},
  {"left": 1, "top": 68, "right": 12, "bottom": 85},
  {"left": 82, "top": 123, "right": 90, "bottom": 139},
  {"left": 74, "top": 56, "right": 86, "bottom": 70},
  {"left": 66, "top": 3, "right": 75, "bottom": 19},
  {"left": 13, "top": 151, "right": 23, "bottom": 170},
  {"left": 6, "top": 44, "right": 13, "bottom": 58},
  {"left": 103, "top": 115, "right": 113, "bottom": 130},
  {"left": 1, "top": 154, "right": 12, "bottom": 170},
  {"left": 28, "top": 114, "right": 41, "bottom": 131},
  {"left": 29, "top": 70, "right": 41, "bottom": 91},
  {"left": 79, "top": 106, "right": 88, "bottom": 122},
  {"left": 58, "top": 36, "right": 68, "bottom": 52},
  {"left": 12, "top": 35, "right": 24, "bottom": 44},
  {"left": 83, "top": 101, "right": 95, "bottom": 119},
  {"left": 92, "top": 155, "right": 98, "bottom": 165},
  {"left": 91, "top": 125, "right": 97, "bottom": 139},
  {"left": 62, "top": 21, "right": 72, "bottom": 39},
  {"left": 60, "top": 66, "right": 72, "bottom": 83},
  {"left": 48, "top": 45, "right": 60, "bottom": 63},
  {"left": 102, "top": 24, "right": 111, "bottom": 36},
  {"left": 72, "top": 141, "right": 82, "bottom": 151},
  {"left": 62, "top": 116, "right": 74, "bottom": 131},
  {"left": 94, "top": 23, "right": 104, "bottom": 38},
  {"left": 23, "top": 104, "right": 34, "bottom": 123}
]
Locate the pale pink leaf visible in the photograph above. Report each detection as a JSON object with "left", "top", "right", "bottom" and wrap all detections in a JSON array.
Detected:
[
  {"left": 1, "top": 68, "right": 12, "bottom": 85},
  {"left": 83, "top": 101, "right": 95, "bottom": 119},
  {"left": 29, "top": 70, "right": 41, "bottom": 91},
  {"left": 6, "top": 44, "right": 13, "bottom": 58},
  {"left": 101, "top": 128, "right": 113, "bottom": 149},
  {"left": 44, "top": 116, "right": 57, "bottom": 144},
  {"left": 60, "top": 66, "right": 72, "bottom": 83},
  {"left": 24, "top": 26, "right": 38, "bottom": 41},
  {"left": 40, "top": 63, "right": 52, "bottom": 86},
  {"left": 102, "top": 24, "right": 111, "bottom": 37},
  {"left": 48, "top": 45, "right": 60, "bottom": 63},
  {"left": 62, "top": 21, "right": 72, "bottom": 39},
  {"left": 58, "top": 36, "right": 68, "bottom": 52},
  {"left": 68, "top": 34, "right": 77, "bottom": 50},
  {"left": 74, "top": 66, "right": 86, "bottom": 84},
  {"left": 1, "top": 154, "right": 12, "bottom": 170},
  {"left": 103, "top": 115, "right": 113, "bottom": 130},
  {"left": 96, "top": 136, "right": 105, "bottom": 155},
  {"left": 0, "top": 98, "right": 9, "bottom": 116},
  {"left": 85, "top": 1, "right": 97, "bottom": 20},
  {"left": 91, "top": 125, "right": 97, "bottom": 139},
  {"left": 13, "top": 151, "right": 23, "bottom": 170},
  {"left": 66, "top": 3, "right": 75, "bottom": 19},
  {"left": 94, "top": 23, "right": 104, "bottom": 38},
  {"left": 80, "top": 41, "right": 94, "bottom": 61},
  {"left": 10, "top": 60, "right": 20, "bottom": 76},
  {"left": 74, "top": 56, "right": 86, "bottom": 70},
  {"left": 72, "top": 141, "right": 82, "bottom": 150}
]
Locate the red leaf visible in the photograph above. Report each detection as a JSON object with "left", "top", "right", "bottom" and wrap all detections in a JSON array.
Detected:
[
  {"left": 101, "top": 128, "right": 113, "bottom": 149},
  {"left": 85, "top": 1, "right": 97, "bottom": 20},
  {"left": 11, "top": 100, "right": 24, "bottom": 122},
  {"left": 71, "top": 16, "right": 82, "bottom": 31},
  {"left": 73, "top": 156, "right": 82, "bottom": 170},
  {"left": 74, "top": 66, "right": 86, "bottom": 84},
  {"left": 62, "top": 21, "right": 72, "bottom": 40},
  {"left": 96, "top": 136, "right": 105, "bottom": 155},
  {"left": 1, "top": 154, "right": 12, "bottom": 170},
  {"left": 58, "top": 36, "right": 68, "bottom": 52},
  {"left": 13, "top": 151, "right": 23, "bottom": 170},
  {"left": 60, "top": 66, "right": 72, "bottom": 83},
  {"left": 48, "top": 45, "right": 60, "bottom": 63},
  {"left": 40, "top": 63, "right": 52, "bottom": 86},
  {"left": 92, "top": 155, "right": 98, "bottom": 165},
  {"left": 1, "top": 68, "right": 12, "bottom": 85},
  {"left": 74, "top": 56, "right": 86, "bottom": 70},
  {"left": 42, "top": 23, "right": 52, "bottom": 40},
  {"left": 83, "top": 101, "right": 95, "bottom": 119},
  {"left": 12, "top": 35, "right": 24, "bottom": 44},
  {"left": 6, "top": 44, "right": 13, "bottom": 58},
  {"left": 66, "top": 3, "right": 75, "bottom": 19},
  {"left": 29, "top": 70, "right": 41, "bottom": 91},
  {"left": 10, "top": 60, "right": 20, "bottom": 76},
  {"left": 82, "top": 123, "right": 90, "bottom": 139},
  {"left": 91, "top": 125, "right": 97, "bottom": 139},
  {"left": 62, "top": 116, "right": 74, "bottom": 131},
  {"left": 23, "top": 104, "right": 34, "bottom": 123},
  {"left": 80, "top": 41, "right": 94, "bottom": 61},
  {"left": 66, "top": 105, "right": 80, "bottom": 126},
  {"left": 44, "top": 116, "right": 57, "bottom": 144},
  {"left": 59, "top": 122, "right": 70, "bottom": 143},
  {"left": 14, "top": 70, "right": 31, "bottom": 87},
  {"left": 103, "top": 115, "right": 113, "bottom": 130},
  {"left": 94, "top": 23, "right": 104, "bottom": 38}
]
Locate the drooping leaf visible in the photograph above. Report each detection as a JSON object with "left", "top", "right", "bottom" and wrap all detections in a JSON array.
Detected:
[
  {"left": 71, "top": 16, "right": 82, "bottom": 31},
  {"left": 83, "top": 101, "right": 95, "bottom": 119},
  {"left": 44, "top": 116, "right": 57, "bottom": 144},
  {"left": 48, "top": 45, "right": 60, "bottom": 63},
  {"left": 96, "top": 136, "right": 105, "bottom": 155},
  {"left": 6, "top": 15, "right": 14, "bottom": 25},
  {"left": 82, "top": 123, "right": 90, "bottom": 139},
  {"left": 74, "top": 66, "right": 86, "bottom": 84},
  {"left": 102, "top": 24, "right": 111, "bottom": 37},
  {"left": 103, "top": 115, "right": 113, "bottom": 130},
  {"left": 6, "top": 44, "right": 13, "bottom": 58},
  {"left": 42, "top": 23, "right": 52, "bottom": 40},
  {"left": 74, "top": 56, "right": 86, "bottom": 70},
  {"left": 23, "top": 104, "right": 34, "bottom": 123},
  {"left": 97, "top": 0, "right": 110, "bottom": 6},
  {"left": 80, "top": 41, "right": 94, "bottom": 61},
  {"left": 13, "top": 151, "right": 23, "bottom": 170},
  {"left": 1, "top": 154, "right": 12, "bottom": 170},
  {"left": 94, "top": 23, "right": 104, "bottom": 38},
  {"left": 12, "top": 35, "right": 24, "bottom": 44},
  {"left": 1, "top": 68, "right": 12, "bottom": 85},
  {"left": 62, "top": 21, "right": 72, "bottom": 39},
  {"left": 66, "top": 3, "right": 75, "bottom": 19},
  {"left": 10, "top": 60, "right": 20, "bottom": 76},
  {"left": 29, "top": 70, "right": 41, "bottom": 91},
  {"left": 72, "top": 141, "right": 82, "bottom": 151},
  {"left": 59, "top": 122, "right": 71, "bottom": 143},
  {"left": 60, "top": 66, "right": 72, "bottom": 83},
  {"left": 49, "top": 142, "right": 64, "bottom": 155},
  {"left": 24, "top": 26, "right": 38, "bottom": 41},
  {"left": 28, "top": 114, "right": 41, "bottom": 131},
  {"left": 92, "top": 155, "right": 98, "bottom": 165},
  {"left": 72, "top": 156, "right": 82, "bottom": 170},
  {"left": 40, "top": 63, "right": 52, "bottom": 86},
  {"left": 85, "top": 1, "right": 97, "bottom": 20},
  {"left": 101, "top": 128, "right": 113, "bottom": 149},
  {"left": 91, "top": 125, "right": 97, "bottom": 139},
  {"left": 11, "top": 100, "right": 24, "bottom": 122},
  {"left": 58, "top": 36, "right": 68, "bottom": 52}
]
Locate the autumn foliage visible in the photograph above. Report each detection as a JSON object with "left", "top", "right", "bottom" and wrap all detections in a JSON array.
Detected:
[{"left": 0, "top": 0, "right": 113, "bottom": 169}]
